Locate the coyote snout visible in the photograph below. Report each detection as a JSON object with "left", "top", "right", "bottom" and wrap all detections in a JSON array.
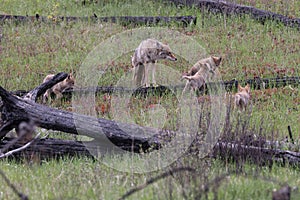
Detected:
[
  {"left": 132, "top": 38, "right": 177, "bottom": 87},
  {"left": 158, "top": 50, "right": 177, "bottom": 61}
]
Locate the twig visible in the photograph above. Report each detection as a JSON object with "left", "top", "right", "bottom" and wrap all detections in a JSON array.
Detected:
[
  {"left": 0, "top": 132, "right": 41, "bottom": 159},
  {"left": 119, "top": 167, "right": 195, "bottom": 200},
  {"left": 287, "top": 125, "right": 294, "bottom": 144},
  {"left": 194, "top": 173, "right": 229, "bottom": 200},
  {"left": 0, "top": 169, "right": 28, "bottom": 200}
]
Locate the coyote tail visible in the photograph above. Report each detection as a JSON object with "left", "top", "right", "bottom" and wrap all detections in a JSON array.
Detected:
[{"left": 181, "top": 75, "right": 192, "bottom": 81}]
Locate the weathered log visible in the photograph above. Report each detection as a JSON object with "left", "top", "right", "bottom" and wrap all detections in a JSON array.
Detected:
[
  {"left": 0, "top": 137, "right": 93, "bottom": 160},
  {"left": 0, "top": 73, "right": 68, "bottom": 139},
  {"left": 62, "top": 76, "right": 300, "bottom": 97},
  {"left": 0, "top": 14, "right": 197, "bottom": 26},
  {"left": 1, "top": 137, "right": 300, "bottom": 168},
  {"left": 166, "top": 0, "right": 300, "bottom": 29},
  {"left": 0, "top": 78, "right": 168, "bottom": 152},
  {"left": 213, "top": 142, "right": 300, "bottom": 167},
  {"left": 10, "top": 76, "right": 300, "bottom": 98}
]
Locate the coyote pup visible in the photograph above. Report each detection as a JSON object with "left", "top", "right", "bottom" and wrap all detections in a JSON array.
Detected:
[
  {"left": 16, "top": 121, "right": 36, "bottom": 144},
  {"left": 185, "top": 56, "right": 222, "bottom": 77},
  {"left": 181, "top": 56, "right": 221, "bottom": 93},
  {"left": 181, "top": 63, "right": 212, "bottom": 93},
  {"left": 234, "top": 84, "right": 251, "bottom": 110},
  {"left": 132, "top": 39, "right": 177, "bottom": 87},
  {"left": 42, "top": 73, "right": 75, "bottom": 103}
]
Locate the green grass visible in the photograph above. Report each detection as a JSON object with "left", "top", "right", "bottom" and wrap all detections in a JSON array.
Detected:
[
  {"left": 0, "top": 0, "right": 300, "bottom": 199},
  {"left": 1, "top": 158, "right": 300, "bottom": 200},
  {"left": 1, "top": 0, "right": 196, "bottom": 17}
]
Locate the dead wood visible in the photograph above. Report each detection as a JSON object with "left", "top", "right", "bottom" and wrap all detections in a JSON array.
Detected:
[
  {"left": 0, "top": 73, "right": 171, "bottom": 152},
  {"left": 213, "top": 142, "right": 300, "bottom": 167},
  {"left": 166, "top": 0, "right": 300, "bottom": 29},
  {"left": 0, "top": 14, "right": 196, "bottom": 26},
  {"left": 1, "top": 137, "right": 300, "bottom": 167},
  {"left": 0, "top": 137, "right": 93, "bottom": 160},
  {"left": 9, "top": 76, "right": 299, "bottom": 98},
  {"left": 24, "top": 72, "right": 68, "bottom": 101},
  {"left": 0, "top": 168, "right": 28, "bottom": 200},
  {"left": 0, "top": 72, "right": 68, "bottom": 139}
]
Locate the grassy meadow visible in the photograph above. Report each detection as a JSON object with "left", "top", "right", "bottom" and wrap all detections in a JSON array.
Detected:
[{"left": 0, "top": 0, "right": 299, "bottom": 199}]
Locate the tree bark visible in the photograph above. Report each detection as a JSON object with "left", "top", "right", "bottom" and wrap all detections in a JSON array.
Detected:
[
  {"left": 213, "top": 141, "right": 300, "bottom": 167},
  {"left": 2, "top": 137, "right": 300, "bottom": 167}
]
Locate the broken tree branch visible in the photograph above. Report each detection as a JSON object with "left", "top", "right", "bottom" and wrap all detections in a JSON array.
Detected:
[
  {"left": 24, "top": 72, "right": 68, "bottom": 101},
  {"left": 0, "top": 83, "right": 167, "bottom": 152},
  {"left": 0, "top": 137, "right": 93, "bottom": 160},
  {"left": 0, "top": 73, "right": 69, "bottom": 139},
  {"left": 119, "top": 167, "right": 196, "bottom": 200},
  {"left": 0, "top": 133, "right": 41, "bottom": 159},
  {"left": 0, "top": 169, "right": 28, "bottom": 200}
]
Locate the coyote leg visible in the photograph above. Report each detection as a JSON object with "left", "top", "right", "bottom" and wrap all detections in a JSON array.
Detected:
[
  {"left": 144, "top": 63, "right": 150, "bottom": 87},
  {"left": 133, "top": 64, "right": 145, "bottom": 87},
  {"left": 151, "top": 62, "right": 157, "bottom": 86}
]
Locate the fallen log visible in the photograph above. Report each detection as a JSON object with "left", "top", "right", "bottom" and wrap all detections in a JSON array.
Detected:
[
  {"left": 213, "top": 142, "right": 300, "bottom": 167},
  {"left": 11, "top": 76, "right": 300, "bottom": 98},
  {"left": 0, "top": 137, "right": 93, "bottom": 160},
  {"left": 166, "top": 0, "right": 300, "bottom": 29},
  {"left": 1, "top": 137, "right": 300, "bottom": 167},
  {"left": 0, "top": 72, "right": 69, "bottom": 138},
  {"left": 0, "top": 73, "right": 173, "bottom": 152},
  {"left": 0, "top": 14, "right": 196, "bottom": 26}
]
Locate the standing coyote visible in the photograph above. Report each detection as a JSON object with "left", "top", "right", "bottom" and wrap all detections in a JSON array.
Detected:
[
  {"left": 42, "top": 73, "right": 75, "bottom": 103},
  {"left": 132, "top": 39, "right": 177, "bottom": 87},
  {"left": 234, "top": 84, "right": 251, "bottom": 110},
  {"left": 181, "top": 56, "right": 222, "bottom": 93}
]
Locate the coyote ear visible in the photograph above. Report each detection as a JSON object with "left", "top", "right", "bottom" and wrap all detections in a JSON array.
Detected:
[
  {"left": 245, "top": 84, "right": 250, "bottom": 92},
  {"left": 238, "top": 84, "right": 243, "bottom": 91},
  {"left": 67, "top": 73, "right": 72, "bottom": 79},
  {"left": 156, "top": 41, "right": 163, "bottom": 49},
  {"left": 212, "top": 56, "right": 222, "bottom": 66}
]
